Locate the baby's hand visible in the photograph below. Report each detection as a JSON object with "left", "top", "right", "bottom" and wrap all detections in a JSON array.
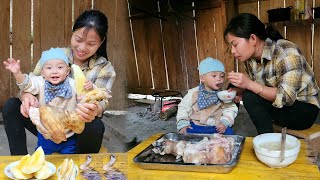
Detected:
[
  {"left": 216, "top": 123, "right": 227, "bottom": 134},
  {"left": 3, "top": 58, "right": 21, "bottom": 74},
  {"left": 84, "top": 80, "right": 94, "bottom": 91},
  {"left": 179, "top": 126, "right": 192, "bottom": 134}
]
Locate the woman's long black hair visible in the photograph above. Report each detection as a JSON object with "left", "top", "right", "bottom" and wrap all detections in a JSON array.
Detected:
[
  {"left": 224, "top": 13, "right": 284, "bottom": 42},
  {"left": 73, "top": 10, "right": 108, "bottom": 60}
]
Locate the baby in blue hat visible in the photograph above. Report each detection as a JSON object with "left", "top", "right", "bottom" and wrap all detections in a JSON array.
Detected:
[
  {"left": 4, "top": 47, "right": 79, "bottom": 155},
  {"left": 176, "top": 57, "right": 238, "bottom": 135}
]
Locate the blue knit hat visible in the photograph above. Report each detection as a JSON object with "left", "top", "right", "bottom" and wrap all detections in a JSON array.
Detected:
[
  {"left": 198, "top": 57, "right": 225, "bottom": 75},
  {"left": 40, "top": 48, "right": 69, "bottom": 68}
]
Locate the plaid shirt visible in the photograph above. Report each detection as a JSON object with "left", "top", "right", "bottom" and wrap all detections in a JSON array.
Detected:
[
  {"left": 33, "top": 47, "right": 116, "bottom": 111},
  {"left": 244, "top": 38, "right": 320, "bottom": 108}
]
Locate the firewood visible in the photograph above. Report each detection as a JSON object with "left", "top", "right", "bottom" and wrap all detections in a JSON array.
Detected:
[{"left": 159, "top": 106, "right": 178, "bottom": 120}]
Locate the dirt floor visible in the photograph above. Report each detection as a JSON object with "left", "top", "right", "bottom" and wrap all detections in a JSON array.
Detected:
[{"left": 102, "top": 99, "right": 257, "bottom": 153}]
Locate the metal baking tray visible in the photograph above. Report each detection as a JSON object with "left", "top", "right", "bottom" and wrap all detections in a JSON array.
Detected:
[{"left": 133, "top": 132, "right": 245, "bottom": 173}]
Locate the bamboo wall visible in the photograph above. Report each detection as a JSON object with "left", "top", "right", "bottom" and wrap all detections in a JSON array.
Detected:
[
  {"left": 127, "top": 0, "right": 233, "bottom": 95},
  {"left": 127, "top": 0, "right": 320, "bottom": 95},
  {"left": 0, "top": 0, "right": 131, "bottom": 110}
]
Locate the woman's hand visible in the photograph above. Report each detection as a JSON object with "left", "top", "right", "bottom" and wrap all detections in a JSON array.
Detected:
[
  {"left": 84, "top": 80, "right": 94, "bottom": 91},
  {"left": 227, "top": 71, "right": 252, "bottom": 90},
  {"left": 76, "top": 103, "right": 102, "bottom": 122},
  {"left": 179, "top": 126, "right": 192, "bottom": 133},
  {"left": 228, "top": 71, "right": 255, "bottom": 102},
  {"left": 20, "top": 93, "right": 39, "bottom": 118}
]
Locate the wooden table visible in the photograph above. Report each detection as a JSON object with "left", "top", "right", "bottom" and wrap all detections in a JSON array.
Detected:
[
  {"left": 0, "top": 153, "right": 127, "bottom": 179},
  {"left": 127, "top": 134, "right": 320, "bottom": 180},
  {"left": 0, "top": 134, "right": 319, "bottom": 180}
]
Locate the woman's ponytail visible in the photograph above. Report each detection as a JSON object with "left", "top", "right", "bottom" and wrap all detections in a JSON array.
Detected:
[{"left": 265, "top": 26, "right": 284, "bottom": 41}]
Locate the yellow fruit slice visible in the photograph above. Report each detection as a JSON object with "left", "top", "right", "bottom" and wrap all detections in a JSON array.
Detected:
[
  {"left": 34, "top": 161, "right": 53, "bottom": 179},
  {"left": 71, "top": 64, "right": 88, "bottom": 96},
  {"left": 22, "top": 146, "right": 46, "bottom": 174},
  {"left": 16, "top": 154, "right": 31, "bottom": 169},
  {"left": 11, "top": 154, "right": 33, "bottom": 179},
  {"left": 11, "top": 167, "right": 33, "bottom": 180}
]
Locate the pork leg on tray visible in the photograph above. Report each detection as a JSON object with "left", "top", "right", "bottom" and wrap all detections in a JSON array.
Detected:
[{"left": 152, "top": 134, "right": 235, "bottom": 165}]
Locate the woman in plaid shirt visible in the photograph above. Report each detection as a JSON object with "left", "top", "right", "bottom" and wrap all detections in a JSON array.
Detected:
[
  {"left": 224, "top": 13, "right": 319, "bottom": 134},
  {"left": 2, "top": 10, "right": 116, "bottom": 155}
]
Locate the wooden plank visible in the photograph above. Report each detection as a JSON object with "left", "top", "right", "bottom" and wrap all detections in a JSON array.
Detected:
[
  {"left": 33, "top": 0, "right": 41, "bottom": 67},
  {"left": 181, "top": 11, "right": 199, "bottom": 89},
  {"left": 0, "top": 0, "right": 10, "bottom": 109},
  {"left": 160, "top": 12, "right": 187, "bottom": 91},
  {"left": 145, "top": 18, "right": 168, "bottom": 89},
  {"left": 238, "top": 1, "right": 258, "bottom": 15},
  {"left": 95, "top": 0, "right": 135, "bottom": 109},
  {"left": 273, "top": 124, "right": 320, "bottom": 139},
  {"left": 225, "top": 0, "right": 236, "bottom": 23},
  {"left": 127, "top": 87, "right": 169, "bottom": 95},
  {"left": 146, "top": 16, "right": 167, "bottom": 90},
  {"left": 196, "top": 0, "right": 222, "bottom": 9},
  {"left": 12, "top": 0, "right": 32, "bottom": 97},
  {"left": 131, "top": 19, "right": 153, "bottom": 90},
  {"left": 214, "top": 5, "right": 234, "bottom": 74},
  {"left": 64, "top": 1, "right": 73, "bottom": 47},
  {"left": 74, "top": 0, "right": 92, "bottom": 20},
  {"left": 260, "top": 0, "right": 285, "bottom": 35},
  {"left": 196, "top": 8, "right": 216, "bottom": 61},
  {"left": 127, "top": 0, "right": 156, "bottom": 91},
  {"left": 237, "top": 0, "right": 268, "bottom": 4},
  {"left": 33, "top": 0, "right": 71, "bottom": 64},
  {"left": 286, "top": 0, "right": 312, "bottom": 64},
  {"left": 32, "top": 0, "right": 70, "bottom": 70},
  {"left": 314, "top": 0, "right": 320, "bottom": 86},
  {"left": 286, "top": 25, "right": 312, "bottom": 65},
  {"left": 196, "top": 5, "right": 233, "bottom": 74},
  {"left": 125, "top": 2, "right": 140, "bottom": 92},
  {"left": 40, "top": 0, "right": 66, "bottom": 51},
  {"left": 285, "top": 0, "right": 312, "bottom": 65}
]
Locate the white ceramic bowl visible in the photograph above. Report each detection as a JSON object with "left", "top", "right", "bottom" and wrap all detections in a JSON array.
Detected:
[
  {"left": 217, "top": 90, "right": 236, "bottom": 103},
  {"left": 253, "top": 133, "right": 300, "bottom": 168}
]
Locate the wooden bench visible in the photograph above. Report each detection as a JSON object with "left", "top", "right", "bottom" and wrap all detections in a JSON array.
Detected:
[
  {"left": 273, "top": 123, "right": 320, "bottom": 163},
  {"left": 273, "top": 123, "right": 320, "bottom": 139}
]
